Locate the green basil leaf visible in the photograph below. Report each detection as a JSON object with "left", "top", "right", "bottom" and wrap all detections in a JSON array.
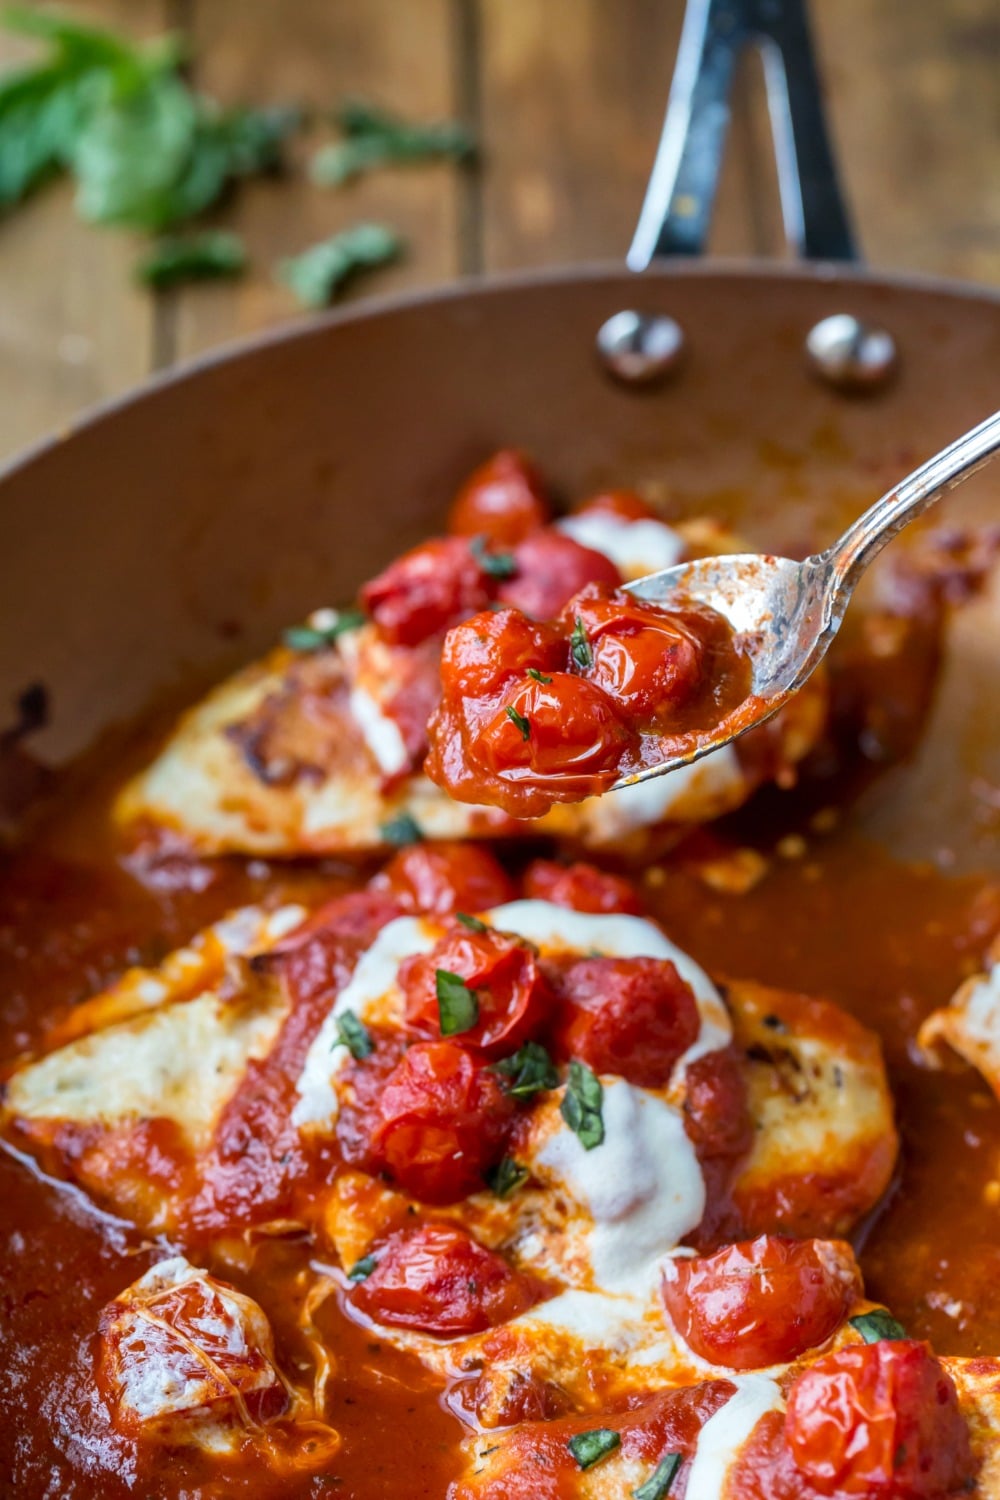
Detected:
[
  {"left": 526, "top": 667, "right": 552, "bottom": 684},
  {"left": 310, "top": 97, "right": 474, "bottom": 187},
  {"left": 570, "top": 616, "right": 593, "bottom": 671},
  {"left": 335, "top": 1009, "right": 374, "bottom": 1062},
  {"left": 849, "top": 1309, "right": 907, "bottom": 1344},
  {"left": 470, "top": 534, "right": 517, "bottom": 580},
  {"left": 567, "top": 1428, "right": 620, "bottom": 1470},
  {"left": 379, "top": 812, "right": 424, "bottom": 847},
  {"left": 283, "top": 608, "right": 366, "bottom": 652},
  {"left": 490, "top": 1041, "right": 558, "bottom": 1098},
  {"left": 436, "top": 969, "right": 479, "bottom": 1036},
  {"left": 633, "top": 1453, "right": 682, "bottom": 1500},
  {"left": 561, "top": 1059, "right": 604, "bottom": 1150},
  {"left": 135, "top": 229, "right": 247, "bottom": 287},
  {"left": 486, "top": 1156, "right": 529, "bottom": 1199},
  {"left": 455, "top": 912, "right": 489, "bottom": 933},
  {"left": 347, "top": 1253, "right": 377, "bottom": 1281},
  {"left": 505, "top": 704, "right": 531, "bottom": 741},
  {"left": 279, "top": 222, "right": 402, "bottom": 309},
  {"left": 70, "top": 70, "right": 199, "bottom": 227}
]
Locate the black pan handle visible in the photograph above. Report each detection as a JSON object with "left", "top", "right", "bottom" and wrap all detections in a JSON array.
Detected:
[{"left": 629, "top": 0, "right": 857, "bottom": 267}]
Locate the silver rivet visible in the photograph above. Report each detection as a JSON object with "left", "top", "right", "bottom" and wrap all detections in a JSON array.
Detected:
[
  {"left": 597, "top": 310, "right": 685, "bottom": 386},
  {"left": 805, "top": 313, "right": 898, "bottom": 391}
]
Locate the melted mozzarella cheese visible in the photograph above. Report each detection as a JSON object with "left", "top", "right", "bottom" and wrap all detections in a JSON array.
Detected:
[
  {"left": 569, "top": 747, "right": 747, "bottom": 845},
  {"left": 486, "top": 900, "right": 731, "bottom": 1067},
  {"left": 556, "top": 512, "right": 686, "bottom": 578},
  {"left": 920, "top": 963, "right": 1000, "bottom": 1100},
  {"left": 534, "top": 1079, "right": 705, "bottom": 1295},
  {"left": 348, "top": 686, "right": 410, "bottom": 778},
  {"left": 292, "top": 916, "right": 433, "bottom": 1127},
  {"left": 685, "top": 1377, "right": 785, "bottom": 1499}
]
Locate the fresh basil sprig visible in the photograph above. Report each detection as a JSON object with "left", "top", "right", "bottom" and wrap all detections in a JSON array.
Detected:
[
  {"left": 489, "top": 1041, "right": 558, "bottom": 1099},
  {"left": 279, "top": 222, "right": 402, "bottom": 309},
  {"left": 135, "top": 229, "right": 247, "bottom": 288},
  {"left": 633, "top": 1453, "right": 682, "bottom": 1500},
  {"left": 435, "top": 969, "right": 479, "bottom": 1036},
  {"left": 311, "top": 97, "right": 474, "bottom": 188},
  {"left": 561, "top": 1059, "right": 604, "bottom": 1150},
  {"left": 567, "top": 1428, "right": 620, "bottom": 1470},
  {"left": 849, "top": 1309, "right": 907, "bottom": 1344},
  {"left": 487, "top": 1157, "right": 529, "bottom": 1199},
  {"left": 335, "top": 1009, "right": 374, "bottom": 1061}
]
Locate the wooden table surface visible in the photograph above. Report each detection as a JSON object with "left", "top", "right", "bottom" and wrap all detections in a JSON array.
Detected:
[{"left": 0, "top": 0, "right": 996, "bottom": 466}]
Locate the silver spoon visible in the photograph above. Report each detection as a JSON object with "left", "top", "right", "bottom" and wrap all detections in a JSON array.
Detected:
[{"left": 614, "top": 407, "right": 1000, "bottom": 791}]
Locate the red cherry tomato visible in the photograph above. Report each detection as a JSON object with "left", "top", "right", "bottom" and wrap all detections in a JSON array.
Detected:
[
  {"left": 447, "top": 450, "right": 551, "bottom": 545},
  {"left": 663, "top": 1235, "right": 861, "bottom": 1371},
  {"left": 273, "top": 888, "right": 405, "bottom": 1007},
  {"left": 682, "top": 1044, "right": 753, "bottom": 1164},
  {"left": 576, "top": 490, "right": 659, "bottom": 522},
  {"left": 361, "top": 537, "right": 493, "bottom": 647},
  {"left": 374, "top": 841, "right": 516, "bottom": 918},
  {"left": 564, "top": 583, "right": 704, "bottom": 722},
  {"left": 439, "top": 608, "right": 564, "bottom": 700},
  {"left": 399, "top": 923, "right": 553, "bottom": 1055},
  {"left": 785, "top": 1339, "right": 974, "bottom": 1497},
  {"left": 349, "top": 1222, "right": 542, "bottom": 1337},
  {"left": 348, "top": 1041, "right": 515, "bottom": 1204},
  {"left": 551, "top": 955, "right": 699, "bottom": 1087},
  {"left": 475, "top": 673, "right": 631, "bottom": 794},
  {"left": 523, "top": 859, "right": 643, "bottom": 915},
  {"left": 498, "top": 531, "right": 621, "bottom": 619}
]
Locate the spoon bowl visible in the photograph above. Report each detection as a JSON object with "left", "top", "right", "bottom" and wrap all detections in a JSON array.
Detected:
[{"left": 614, "top": 407, "right": 1000, "bottom": 790}]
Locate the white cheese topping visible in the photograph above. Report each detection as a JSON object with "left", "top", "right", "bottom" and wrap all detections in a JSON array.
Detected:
[
  {"left": 960, "top": 965, "right": 1000, "bottom": 1046},
  {"left": 577, "top": 747, "right": 746, "bottom": 843},
  {"left": 348, "top": 685, "right": 410, "bottom": 778},
  {"left": 534, "top": 1078, "right": 706, "bottom": 1295},
  {"left": 486, "top": 900, "right": 731, "bottom": 1067},
  {"left": 557, "top": 511, "right": 686, "bottom": 579},
  {"left": 291, "top": 916, "right": 433, "bottom": 1127},
  {"left": 685, "top": 1376, "right": 785, "bottom": 1499}
]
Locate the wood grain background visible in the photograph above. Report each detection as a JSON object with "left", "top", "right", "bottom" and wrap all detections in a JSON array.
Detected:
[{"left": 0, "top": 0, "right": 996, "bottom": 464}]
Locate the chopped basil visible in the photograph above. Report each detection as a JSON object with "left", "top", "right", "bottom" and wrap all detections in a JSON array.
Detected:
[
  {"left": 505, "top": 704, "right": 531, "bottom": 741},
  {"left": 567, "top": 1428, "right": 620, "bottom": 1470},
  {"left": 633, "top": 1453, "right": 682, "bottom": 1500},
  {"left": 279, "top": 222, "right": 403, "bottom": 309},
  {"left": 347, "top": 1254, "right": 377, "bottom": 1281},
  {"left": 456, "top": 912, "right": 489, "bottom": 933},
  {"left": 526, "top": 667, "right": 553, "bottom": 684},
  {"left": 487, "top": 1156, "right": 529, "bottom": 1199},
  {"left": 335, "top": 1009, "right": 374, "bottom": 1061},
  {"left": 310, "top": 97, "right": 475, "bottom": 188},
  {"left": 570, "top": 616, "right": 593, "bottom": 671},
  {"left": 283, "top": 608, "right": 366, "bottom": 652},
  {"left": 489, "top": 1041, "right": 558, "bottom": 1098},
  {"left": 379, "top": 812, "right": 424, "bottom": 847},
  {"left": 850, "top": 1309, "right": 907, "bottom": 1344},
  {"left": 470, "top": 535, "right": 517, "bottom": 580},
  {"left": 135, "top": 229, "right": 247, "bottom": 288},
  {"left": 436, "top": 969, "right": 479, "bottom": 1036},
  {"left": 561, "top": 1060, "right": 604, "bottom": 1150}
]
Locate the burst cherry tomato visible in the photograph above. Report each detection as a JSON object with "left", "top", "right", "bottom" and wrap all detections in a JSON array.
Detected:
[
  {"left": 439, "top": 608, "right": 564, "bottom": 699},
  {"left": 663, "top": 1236, "right": 861, "bottom": 1370},
  {"left": 350, "top": 1041, "right": 514, "bottom": 1204},
  {"left": 361, "top": 537, "right": 493, "bottom": 646},
  {"left": 447, "top": 450, "right": 551, "bottom": 544},
  {"left": 784, "top": 1339, "right": 974, "bottom": 1496},
  {"left": 475, "top": 674, "right": 631, "bottom": 799},
  {"left": 374, "top": 841, "right": 516, "bottom": 917},
  {"left": 497, "top": 531, "right": 621, "bottom": 619},
  {"left": 564, "top": 583, "right": 705, "bottom": 722},
  {"left": 551, "top": 955, "right": 699, "bottom": 1086},
  {"left": 399, "top": 922, "right": 552, "bottom": 1054},
  {"left": 349, "top": 1222, "right": 542, "bottom": 1337},
  {"left": 523, "top": 859, "right": 643, "bottom": 915},
  {"left": 682, "top": 1043, "right": 753, "bottom": 1164},
  {"left": 576, "top": 490, "right": 659, "bottom": 522}
]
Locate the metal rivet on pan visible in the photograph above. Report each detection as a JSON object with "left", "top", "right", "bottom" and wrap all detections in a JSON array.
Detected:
[
  {"left": 805, "top": 314, "right": 898, "bottom": 391},
  {"left": 596, "top": 310, "right": 685, "bottom": 386}
]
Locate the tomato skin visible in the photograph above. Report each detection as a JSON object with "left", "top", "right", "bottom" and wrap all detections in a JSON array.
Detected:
[
  {"left": 523, "top": 859, "right": 643, "bottom": 915},
  {"left": 349, "top": 1222, "right": 542, "bottom": 1337},
  {"left": 361, "top": 536, "right": 492, "bottom": 646},
  {"left": 447, "top": 450, "right": 551, "bottom": 544},
  {"left": 374, "top": 841, "right": 516, "bottom": 917},
  {"left": 564, "top": 583, "right": 704, "bottom": 722},
  {"left": 346, "top": 1040, "right": 515, "bottom": 1204},
  {"left": 576, "top": 489, "right": 659, "bottom": 522},
  {"left": 784, "top": 1340, "right": 974, "bottom": 1497},
  {"left": 274, "top": 888, "right": 405, "bottom": 1008},
  {"left": 663, "top": 1235, "right": 861, "bottom": 1370},
  {"left": 498, "top": 531, "right": 621, "bottom": 619},
  {"left": 551, "top": 955, "right": 700, "bottom": 1087},
  {"left": 439, "top": 607, "right": 564, "bottom": 700},
  {"left": 475, "top": 673, "right": 631, "bottom": 790},
  {"left": 399, "top": 923, "right": 553, "bottom": 1055}
]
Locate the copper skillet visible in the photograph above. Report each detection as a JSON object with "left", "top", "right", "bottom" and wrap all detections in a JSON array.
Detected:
[{"left": 0, "top": 0, "right": 997, "bottom": 871}]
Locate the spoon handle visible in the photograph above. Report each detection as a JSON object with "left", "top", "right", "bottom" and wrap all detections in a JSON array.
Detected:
[{"left": 824, "top": 408, "right": 1000, "bottom": 604}]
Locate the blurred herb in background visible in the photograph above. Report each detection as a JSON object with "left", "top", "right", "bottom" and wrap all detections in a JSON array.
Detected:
[
  {"left": 278, "top": 223, "right": 402, "bottom": 309},
  {"left": 135, "top": 229, "right": 248, "bottom": 288},
  {"left": 311, "top": 98, "right": 475, "bottom": 188}
]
